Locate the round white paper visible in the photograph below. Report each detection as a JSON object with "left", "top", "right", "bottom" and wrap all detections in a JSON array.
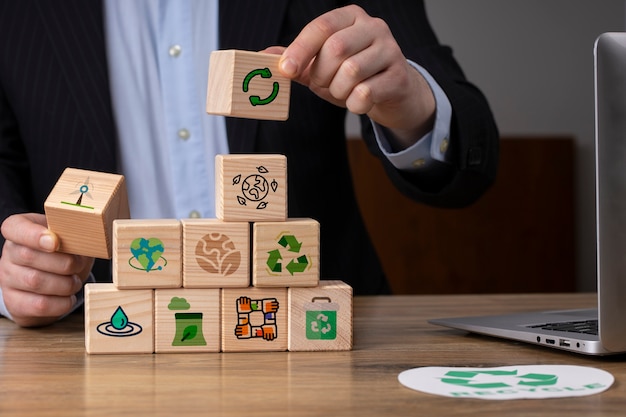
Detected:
[{"left": 398, "top": 365, "right": 614, "bottom": 400}]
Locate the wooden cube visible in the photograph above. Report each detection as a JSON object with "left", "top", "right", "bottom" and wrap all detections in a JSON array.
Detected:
[
  {"left": 221, "top": 287, "right": 287, "bottom": 352},
  {"left": 85, "top": 283, "right": 154, "bottom": 354},
  {"left": 44, "top": 167, "right": 129, "bottom": 259},
  {"left": 288, "top": 281, "right": 353, "bottom": 351},
  {"left": 181, "top": 219, "right": 250, "bottom": 288},
  {"left": 113, "top": 219, "right": 182, "bottom": 289},
  {"left": 215, "top": 154, "right": 287, "bottom": 222},
  {"left": 206, "top": 50, "right": 290, "bottom": 121},
  {"left": 252, "top": 218, "right": 319, "bottom": 288},
  {"left": 154, "top": 288, "right": 221, "bottom": 353}
]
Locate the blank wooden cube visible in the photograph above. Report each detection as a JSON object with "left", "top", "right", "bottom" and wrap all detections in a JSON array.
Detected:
[
  {"left": 154, "top": 288, "right": 221, "bottom": 353},
  {"left": 206, "top": 50, "right": 290, "bottom": 121},
  {"left": 85, "top": 283, "right": 154, "bottom": 354},
  {"left": 181, "top": 219, "right": 250, "bottom": 288},
  {"left": 253, "top": 218, "right": 319, "bottom": 288},
  {"left": 216, "top": 154, "right": 287, "bottom": 222},
  {"left": 288, "top": 281, "right": 353, "bottom": 351},
  {"left": 221, "top": 287, "right": 287, "bottom": 352},
  {"left": 44, "top": 167, "right": 129, "bottom": 259},
  {"left": 113, "top": 219, "right": 182, "bottom": 289}
]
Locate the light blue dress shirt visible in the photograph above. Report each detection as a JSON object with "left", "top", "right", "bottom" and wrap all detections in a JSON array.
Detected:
[{"left": 0, "top": 0, "right": 453, "bottom": 321}]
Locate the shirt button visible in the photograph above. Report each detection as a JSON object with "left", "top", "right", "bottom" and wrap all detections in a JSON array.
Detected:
[
  {"left": 439, "top": 137, "right": 450, "bottom": 154},
  {"left": 189, "top": 210, "right": 201, "bottom": 218},
  {"left": 169, "top": 44, "right": 182, "bottom": 58},
  {"left": 412, "top": 158, "right": 426, "bottom": 168},
  {"left": 178, "top": 128, "right": 191, "bottom": 140}
]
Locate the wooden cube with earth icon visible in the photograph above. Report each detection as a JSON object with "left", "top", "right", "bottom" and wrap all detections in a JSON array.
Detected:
[
  {"left": 113, "top": 219, "right": 182, "bottom": 289},
  {"left": 215, "top": 154, "right": 287, "bottom": 222},
  {"left": 181, "top": 218, "right": 250, "bottom": 288},
  {"left": 206, "top": 50, "right": 290, "bottom": 121},
  {"left": 84, "top": 283, "right": 154, "bottom": 354},
  {"left": 44, "top": 167, "right": 129, "bottom": 259},
  {"left": 288, "top": 281, "right": 353, "bottom": 352},
  {"left": 252, "top": 218, "right": 320, "bottom": 288},
  {"left": 221, "top": 287, "right": 288, "bottom": 352},
  {"left": 154, "top": 288, "right": 221, "bottom": 353}
]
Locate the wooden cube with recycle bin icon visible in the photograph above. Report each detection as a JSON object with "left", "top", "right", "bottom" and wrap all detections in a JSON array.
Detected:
[
  {"left": 252, "top": 218, "right": 320, "bottom": 288},
  {"left": 113, "top": 219, "right": 182, "bottom": 289},
  {"left": 215, "top": 154, "right": 287, "bottom": 222},
  {"left": 181, "top": 218, "right": 249, "bottom": 288},
  {"left": 288, "top": 281, "right": 353, "bottom": 351},
  {"left": 44, "top": 167, "right": 130, "bottom": 259}
]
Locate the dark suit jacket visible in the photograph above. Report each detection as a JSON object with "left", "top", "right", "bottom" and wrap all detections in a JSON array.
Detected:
[{"left": 0, "top": 0, "right": 498, "bottom": 295}]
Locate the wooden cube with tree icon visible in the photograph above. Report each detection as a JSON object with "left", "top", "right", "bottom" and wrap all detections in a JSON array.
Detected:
[
  {"left": 288, "top": 281, "right": 353, "bottom": 351},
  {"left": 181, "top": 218, "right": 250, "bottom": 288},
  {"left": 44, "top": 167, "right": 129, "bottom": 259},
  {"left": 113, "top": 219, "right": 182, "bottom": 289},
  {"left": 206, "top": 50, "right": 290, "bottom": 121},
  {"left": 215, "top": 154, "right": 287, "bottom": 222},
  {"left": 252, "top": 218, "right": 320, "bottom": 288}
]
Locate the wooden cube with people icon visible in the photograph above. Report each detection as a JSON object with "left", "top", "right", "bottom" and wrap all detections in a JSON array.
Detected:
[
  {"left": 44, "top": 167, "right": 130, "bottom": 259},
  {"left": 215, "top": 154, "right": 287, "bottom": 222},
  {"left": 206, "top": 50, "right": 291, "bottom": 121}
]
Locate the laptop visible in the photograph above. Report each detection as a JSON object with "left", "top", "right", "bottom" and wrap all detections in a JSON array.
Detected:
[{"left": 428, "top": 32, "right": 626, "bottom": 356}]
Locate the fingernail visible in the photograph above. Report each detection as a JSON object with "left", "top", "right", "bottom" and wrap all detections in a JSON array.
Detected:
[
  {"left": 280, "top": 57, "right": 298, "bottom": 77},
  {"left": 39, "top": 232, "right": 56, "bottom": 251}
]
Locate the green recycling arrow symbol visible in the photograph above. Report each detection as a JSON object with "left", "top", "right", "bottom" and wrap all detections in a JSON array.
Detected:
[
  {"left": 266, "top": 234, "right": 310, "bottom": 275},
  {"left": 242, "top": 67, "right": 279, "bottom": 106},
  {"left": 441, "top": 370, "right": 558, "bottom": 389}
]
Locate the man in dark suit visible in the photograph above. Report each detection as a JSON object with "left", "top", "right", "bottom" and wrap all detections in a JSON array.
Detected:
[{"left": 0, "top": 1, "right": 498, "bottom": 327}]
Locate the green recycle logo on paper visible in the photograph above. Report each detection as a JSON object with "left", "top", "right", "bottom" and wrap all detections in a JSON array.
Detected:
[
  {"left": 266, "top": 234, "right": 310, "bottom": 275},
  {"left": 441, "top": 370, "right": 558, "bottom": 389}
]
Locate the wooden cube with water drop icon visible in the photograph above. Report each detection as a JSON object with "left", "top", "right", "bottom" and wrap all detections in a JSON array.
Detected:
[
  {"left": 44, "top": 167, "right": 130, "bottom": 259},
  {"left": 113, "top": 219, "right": 182, "bottom": 289},
  {"left": 215, "top": 154, "right": 287, "bottom": 222},
  {"left": 84, "top": 283, "right": 154, "bottom": 354},
  {"left": 206, "top": 50, "right": 291, "bottom": 121},
  {"left": 181, "top": 218, "right": 250, "bottom": 288}
]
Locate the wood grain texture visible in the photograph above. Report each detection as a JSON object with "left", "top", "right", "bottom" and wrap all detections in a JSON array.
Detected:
[
  {"left": 181, "top": 218, "right": 250, "bottom": 288},
  {"left": 2, "top": 293, "right": 622, "bottom": 416},
  {"left": 206, "top": 50, "right": 290, "bottom": 121},
  {"left": 252, "top": 218, "right": 320, "bottom": 288},
  {"left": 288, "top": 280, "right": 352, "bottom": 351},
  {"left": 215, "top": 154, "right": 287, "bottom": 221},
  {"left": 113, "top": 219, "right": 182, "bottom": 289},
  {"left": 154, "top": 288, "right": 221, "bottom": 353},
  {"left": 44, "top": 167, "right": 129, "bottom": 259}
]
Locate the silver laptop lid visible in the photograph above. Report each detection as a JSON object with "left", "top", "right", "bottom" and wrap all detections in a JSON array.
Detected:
[{"left": 594, "top": 32, "right": 626, "bottom": 352}]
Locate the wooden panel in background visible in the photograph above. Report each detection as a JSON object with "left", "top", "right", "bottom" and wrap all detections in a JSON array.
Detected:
[{"left": 347, "top": 137, "right": 576, "bottom": 294}]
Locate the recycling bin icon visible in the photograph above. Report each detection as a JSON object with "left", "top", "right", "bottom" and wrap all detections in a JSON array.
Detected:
[{"left": 305, "top": 297, "right": 338, "bottom": 340}]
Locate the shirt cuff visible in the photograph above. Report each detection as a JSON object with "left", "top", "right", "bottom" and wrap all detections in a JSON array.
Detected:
[{"left": 373, "top": 60, "right": 452, "bottom": 172}]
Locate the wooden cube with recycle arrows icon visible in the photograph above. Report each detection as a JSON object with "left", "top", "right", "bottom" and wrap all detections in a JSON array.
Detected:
[
  {"left": 252, "top": 218, "right": 320, "bottom": 288},
  {"left": 206, "top": 49, "right": 290, "bottom": 121}
]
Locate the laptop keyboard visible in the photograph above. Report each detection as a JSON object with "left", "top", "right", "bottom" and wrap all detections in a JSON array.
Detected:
[{"left": 527, "top": 319, "right": 598, "bottom": 335}]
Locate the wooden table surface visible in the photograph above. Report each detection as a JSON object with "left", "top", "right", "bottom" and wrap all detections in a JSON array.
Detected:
[{"left": 1, "top": 293, "right": 624, "bottom": 416}]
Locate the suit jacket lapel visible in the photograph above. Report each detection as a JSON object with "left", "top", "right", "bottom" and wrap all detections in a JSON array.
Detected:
[
  {"left": 33, "top": 0, "right": 117, "bottom": 165},
  {"left": 219, "top": 0, "right": 289, "bottom": 153}
]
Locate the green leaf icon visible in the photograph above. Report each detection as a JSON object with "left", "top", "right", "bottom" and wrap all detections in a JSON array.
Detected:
[{"left": 181, "top": 325, "right": 198, "bottom": 342}]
